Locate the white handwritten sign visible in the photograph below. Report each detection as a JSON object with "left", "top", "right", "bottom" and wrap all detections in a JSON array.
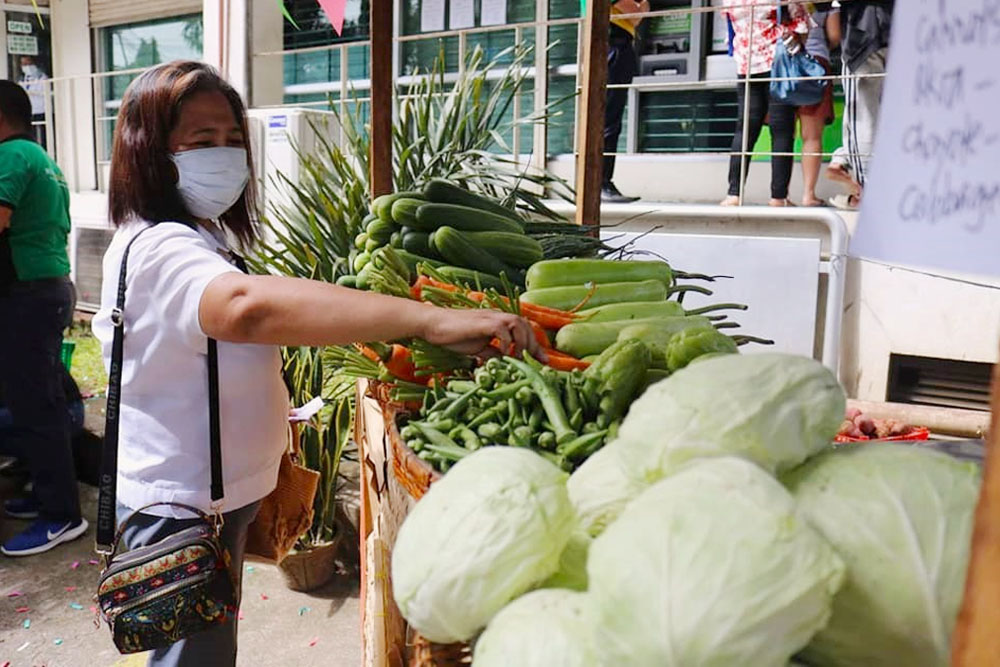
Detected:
[{"left": 851, "top": 0, "right": 1000, "bottom": 277}]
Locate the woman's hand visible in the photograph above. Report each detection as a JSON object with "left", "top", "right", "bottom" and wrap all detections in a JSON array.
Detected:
[{"left": 421, "top": 308, "right": 546, "bottom": 361}]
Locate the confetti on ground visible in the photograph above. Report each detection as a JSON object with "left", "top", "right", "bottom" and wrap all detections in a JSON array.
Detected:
[
  {"left": 54, "top": 638, "right": 63, "bottom": 646},
  {"left": 260, "top": 593, "right": 269, "bottom": 601},
  {"left": 70, "top": 603, "right": 84, "bottom": 610},
  {"left": 90, "top": 606, "right": 98, "bottom": 614},
  {"left": 299, "top": 606, "right": 311, "bottom": 616},
  {"left": 16, "top": 642, "right": 29, "bottom": 652},
  {"left": 23, "top": 619, "right": 30, "bottom": 629},
  {"left": 7, "top": 591, "right": 22, "bottom": 598},
  {"left": 3, "top": 660, "right": 10, "bottom": 667},
  {"left": 15, "top": 606, "right": 29, "bottom": 613},
  {"left": 308, "top": 637, "right": 319, "bottom": 647},
  {"left": 245, "top": 565, "right": 255, "bottom": 573},
  {"left": 89, "top": 559, "right": 100, "bottom": 565},
  {"left": 238, "top": 611, "right": 245, "bottom": 620},
  {"left": 65, "top": 586, "right": 77, "bottom": 592},
  {"left": 71, "top": 561, "right": 80, "bottom": 569}
]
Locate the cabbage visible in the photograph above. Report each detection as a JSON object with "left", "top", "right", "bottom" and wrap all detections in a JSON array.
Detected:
[
  {"left": 391, "top": 447, "right": 574, "bottom": 643},
  {"left": 588, "top": 457, "right": 845, "bottom": 667},
  {"left": 567, "top": 439, "right": 649, "bottom": 537},
  {"left": 472, "top": 589, "right": 598, "bottom": 667},
  {"left": 616, "top": 353, "right": 845, "bottom": 483},
  {"left": 785, "top": 444, "right": 981, "bottom": 667},
  {"left": 540, "top": 530, "right": 591, "bottom": 592}
]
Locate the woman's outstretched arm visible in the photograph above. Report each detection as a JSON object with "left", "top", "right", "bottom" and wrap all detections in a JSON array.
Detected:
[{"left": 199, "top": 273, "right": 543, "bottom": 358}]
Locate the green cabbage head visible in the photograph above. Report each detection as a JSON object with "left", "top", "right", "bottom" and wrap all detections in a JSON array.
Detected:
[
  {"left": 391, "top": 447, "right": 574, "bottom": 643},
  {"left": 472, "top": 589, "right": 598, "bottom": 667},
  {"left": 588, "top": 457, "right": 845, "bottom": 667},
  {"left": 785, "top": 444, "right": 981, "bottom": 667},
  {"left": 616, "top": 353, "right": 845, "bottom": 483},
  {"left": 567, "top": 438, "right": 649, "bottom": 537}
]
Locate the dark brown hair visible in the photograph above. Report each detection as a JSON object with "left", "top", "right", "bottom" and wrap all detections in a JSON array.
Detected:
[
  {"left": 108, "top": 60, "right": 258, "bottom": 247},
  {"left": 0, "top": 80, "right": 32, "bottom": 131}
]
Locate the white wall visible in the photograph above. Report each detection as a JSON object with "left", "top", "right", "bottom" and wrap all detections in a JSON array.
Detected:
[{"left": 50, "top": 0, "right": 98, "bottom": 192}]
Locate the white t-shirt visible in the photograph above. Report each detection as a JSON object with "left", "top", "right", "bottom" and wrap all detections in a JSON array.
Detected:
[{"left": 92, "top": 220, "right": 289, "bottom": 518}]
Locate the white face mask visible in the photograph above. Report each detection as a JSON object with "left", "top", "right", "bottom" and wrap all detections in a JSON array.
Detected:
[
  {"left": 170, "top": 146, "right": 249, "bottom": 220},
  {"left": 21, "top": 65, "right": 39, "bottom": 77}
]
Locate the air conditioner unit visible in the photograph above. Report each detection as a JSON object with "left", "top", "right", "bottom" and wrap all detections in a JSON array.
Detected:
[
  {"left": 245, "top": 108, "right": 341, "bottom": 217},
  {"left": 68, "top": 192, "right": 114, "bottom": 311}
]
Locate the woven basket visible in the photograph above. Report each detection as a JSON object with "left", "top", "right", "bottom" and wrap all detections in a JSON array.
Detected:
[
  {"left": 278, "top": 531, "right": 343, "bottom": 592},
  {"left": 379, "top": 397, "right": 473, "bottom": 666},
  {"left": 383, "top": 401, "right": 441, "bottom": 501}
]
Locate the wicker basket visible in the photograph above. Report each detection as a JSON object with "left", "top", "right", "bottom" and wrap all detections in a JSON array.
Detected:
[
  {"left": 383, "top": 401, "right": 441, "bottom": 501},
  {"left": 379, "top": 399, "right": 474, "bottom": 666}
]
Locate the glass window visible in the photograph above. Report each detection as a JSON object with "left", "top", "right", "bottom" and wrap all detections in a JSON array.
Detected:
[
  {"left": 282, "top": 0, "right": 370, "bottom": 104},
  {"left": 96, "top": 14, "right": 203, "bottom": 160}
]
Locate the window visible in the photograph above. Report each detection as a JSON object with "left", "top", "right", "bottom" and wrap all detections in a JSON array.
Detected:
[
  {"left": 282, "top": 0, "right": 370, "bottom": 105},
  {"left": 96, "top": 14, "right": 203, "bottom": 161}
]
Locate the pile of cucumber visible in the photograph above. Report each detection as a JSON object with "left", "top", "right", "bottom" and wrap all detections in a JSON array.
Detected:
[
  {"left": 347, "top": 179, "right": 543, "bottom": 290},
  {"left": 522, "top": 258, "right": 762, "bottom": 369}
]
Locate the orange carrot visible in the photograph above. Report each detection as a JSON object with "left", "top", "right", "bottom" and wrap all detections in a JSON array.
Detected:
[
  {"left": 410, "top": 275, "right": 433, "bottom": 300},
  {"left": 519, "top": 302, "right": 578, "bottom": 329},
  {"left": 358, "top": 344, "right": 382, "bottom": 363},
  {"left": 384, "top": 344, "right": 420, "bottom": 384},
  {"left": 544, "top": 350, "right": 591, "bottom": 372},
  {"left": 529, "top": 320, "right": 553, "bottom": 349}
]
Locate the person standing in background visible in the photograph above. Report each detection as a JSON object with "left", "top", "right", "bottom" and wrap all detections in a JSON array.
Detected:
[
  {"left": 594, "top": 0, "right": 649, "bottom": 203},
  {"left": 797, "top": 2, "right": 840, "bottom": 207},
  {"left": 17, "top": 56, "right": 48, "bottom": 149},
  {"left": 839, "top": 0, "right": 893, "bottom": 199},
  {"left": 0, "top": 80, "right": 84, "bottom": 557},
  {"left": 720, "top": 0, "right": 811, "bottom": 207}
]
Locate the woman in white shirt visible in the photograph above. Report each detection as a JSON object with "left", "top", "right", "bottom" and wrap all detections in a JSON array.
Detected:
[{"left": 92, "top": 60, "right": 541, "bottom": 666}]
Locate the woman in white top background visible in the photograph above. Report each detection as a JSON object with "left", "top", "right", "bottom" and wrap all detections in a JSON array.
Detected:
[{"left": 92, "top": 60, "right": 541, "bottom": 666}]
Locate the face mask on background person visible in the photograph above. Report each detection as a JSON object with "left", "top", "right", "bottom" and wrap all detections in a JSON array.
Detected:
[
  {"left": 170, "top": 146, "right": 249, "bottom": 220},
  {"left": 21, "top": 65, "right": 39, "bottom": 78}
]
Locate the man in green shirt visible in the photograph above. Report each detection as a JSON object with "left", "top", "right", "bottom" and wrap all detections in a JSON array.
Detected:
[{"left": 0, "top": 80, "right": 86, "bottom": 556}]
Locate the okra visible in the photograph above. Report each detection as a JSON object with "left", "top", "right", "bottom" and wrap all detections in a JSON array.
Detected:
[
  {"left": 484, "top": 379, "right": 531, "bottom": 401},
  {"left": 515, "top": 385, "right": 534, "bottom": 406},
  {"left": 510, "top": 425, "right": 533, "bottom": 448},
  {"left": 477, "top": 422, "right": 504, "bottom": 441},
  {"left": 424, "top": 417, "right": 455, "bottom": 433},
  {"left": 440, "top": 386, "right": 481, "bottom": 421},
  {"left": 558, "top": 430, "right": 608, "bottom": 460},
  {"left": 447, "top": 380, "right": 478, "bottom": 394},
  {"left": 469, "top": 404, "right": 506, "bottom": 428},
  {"left": 449, "top": 425, "right": 482, "bottom": 450},
  {"left": 505, "top": 356, "right": 576, "bottom": 445},
  {"left": 537, "top": 431, "right": 556, "bottom": 450},
  {"left": 413, "top": 422, "right": 462, "bottom": 451}
]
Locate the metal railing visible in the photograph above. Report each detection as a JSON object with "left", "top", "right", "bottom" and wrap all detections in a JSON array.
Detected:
[
  {"left": 30, "top": 1, "right": 884, "bottom": 206},
  {"left": 249, "top": 1, "right": 883, "bottom": 206}
]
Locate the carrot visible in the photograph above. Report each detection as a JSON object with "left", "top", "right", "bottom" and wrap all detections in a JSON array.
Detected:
[
  {"left": 384, "top": 344, "right": 420, "bottom": 384},
  {"left": 519, "top": 302, "right": 578, "bottom": 329},
  {"left": 528, "top": 320, "right": 553, "bottom": 349},
  {"left": 358, "top": 344, "right": 383, "bottom": 363},
  {"left": 544, "top": 350, "right": 591, "bottom": 372},
  {"left": 410, "top": 275, "right": 433, "bottom": 300}
]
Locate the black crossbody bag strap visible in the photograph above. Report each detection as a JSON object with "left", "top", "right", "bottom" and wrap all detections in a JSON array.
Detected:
[{"left": 96, "top": 222, "right": 226, "bottom": 554}]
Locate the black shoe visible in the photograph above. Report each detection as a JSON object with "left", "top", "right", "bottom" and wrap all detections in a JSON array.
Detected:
[{"left": 601, "top": 183, "right": 640, "bottom": 204}]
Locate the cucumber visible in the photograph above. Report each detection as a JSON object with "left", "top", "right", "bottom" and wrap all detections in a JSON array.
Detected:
[
  {"left": 431, "top": 226, "right": 524, "bottom": 284},
  {"left": 373, "top": 191, "right": 424, "bottom": 223},
  {"left": 395, "top": 250, "right": 446, "bottom": 277},
  {"left": 555, "top": 315, "right": 713, "bottom": 358},
  {"left": 423, "top": 179, "right": 523, "bottom": 225},
  {"left": 526, "top": 259, "right": 674, "bottom": 291},
  {"left": 353, "top": 251, "right": 372, "bottom": 272},
  {"left": 416, "top": 203, "right": 525, "bottom": 234},
  {"left": 354, "top": 232, "right": 369, "bottom": 250},
  {"left": 436, "top": 266, "right": 506, "bottom": 290},
  {"left": 401, "top": 230, "right": 435, "bottom": 257},
  {"left": 389, "top": 231, "right": 403, "bottom": 248},
  {"left": 458, "top": 231, "right": 543, "bottom": 268},
  {"left": 520, "top": 279, "right": 668, "bottom": 312},
  {"left": 390, "top": 197, "right": 427, "bottom": 227},
  {"left": 336, "top": 274, "right": 358, "bottom": 288},
  {"left": 366, "top": 218, "right": 395, "bottom": 244},
  {"left": 364, "top": 237, "right": 382, "bottom": 253},
  {"left": 577, "top": 300, "right": 686, "bottom": 323}
]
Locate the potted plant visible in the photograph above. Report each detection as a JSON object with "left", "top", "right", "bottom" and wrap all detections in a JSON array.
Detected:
[{"left": 276, "top": 346, "right": 354, "bottom": 592}]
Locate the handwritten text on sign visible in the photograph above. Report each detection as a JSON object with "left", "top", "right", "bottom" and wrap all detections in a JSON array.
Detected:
[{"left": 852, "top": 0, "right": 1000, "bottom": 277}]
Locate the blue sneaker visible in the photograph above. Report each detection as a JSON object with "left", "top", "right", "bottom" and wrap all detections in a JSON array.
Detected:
[
  {"left": 4, "top": 497, "right": 40, "bottom": 520},
  {"left": 1, "top": 518, "right": 89, "bottom": 557}
]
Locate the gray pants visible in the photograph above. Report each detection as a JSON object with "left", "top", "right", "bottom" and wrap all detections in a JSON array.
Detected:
[
  {"left": 116, "top": 500, "right": 262, "bottom": 667},
  {"left": 842, "top": 47, "right": 888, "bottom": 189}
]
